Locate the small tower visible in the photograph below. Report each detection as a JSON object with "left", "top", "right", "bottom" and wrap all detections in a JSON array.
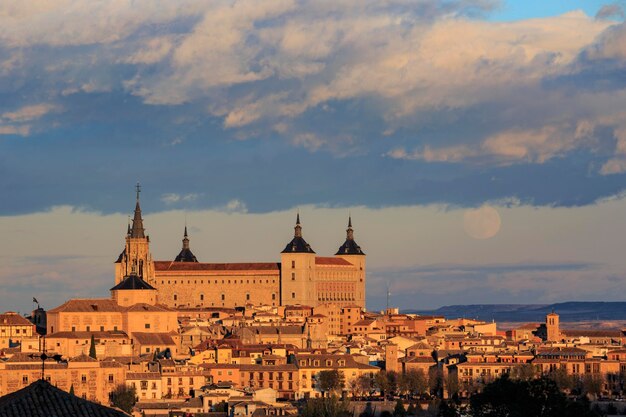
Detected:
[
  {"left": 174, "top": 226, "right": 198, "bottom": 262},
  {"left": 546, "top": 311, "right": 560, "bottom": 342},
  {"left": 335, "top": 216, "right": 367, "bottom": 309},
  {"left": 280, "top": 213, "right": 316, "bottom": 307},
  {"left": 114, "top": 184, "right": 155, "bottom": 285}
]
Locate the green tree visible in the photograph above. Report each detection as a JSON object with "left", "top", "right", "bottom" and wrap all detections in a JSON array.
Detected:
[
  {"left": 400, "top": 370, "right": 429, "bottom": 399},
  {"left": 89, "top": 334, "right": 97, "bottom": 359},
  {"left": 353, "top": 373, "right": 374, "bottom": 399},
  {"left": 109, "top": 384, "right": 137, "bottom": 414},
  {"left": 581, "top": 374, "right": 604, "bottom": 400},
  {"left": 69, "top": 384, "right": 75, "bottom": 396},
  {"left": 548, "top": 367, "right": 574, "bottom": 392},
  {"left": 375, "top": 371, "right": 391, "bottom": 398},
  {"left": 317, "top": 370, "right": 345, "bottom": 397}
]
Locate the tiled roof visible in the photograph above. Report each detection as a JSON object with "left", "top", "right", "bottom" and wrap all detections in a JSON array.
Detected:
[
  {"left": 0, "top": 312, "right": 33, "bottom": 326},
  {"left": 314, "top": 257, "right": 353, "bottom": 266},
  {"left": 47, "top": 331, "right": 129, "bottom": 339},
  {"left": 335, "top": 239, "right": 365, "bottom": 256},
  {"left": 125, "top": 303, "right": 173, "bottom": 312},
  {"left": 132, "top": 332, "right": 176, "bottom": 345},
  {"left": 71, "top": 354, "right": 98, "bottom": 362},
  {"left": 561, "top": 329, "right": 624, "bottom": 338},
  {"left": 127, "top": 372, "right": 161, "bottom": 380},
  {"left": 0, "top": 380, "right": 130, "bottom": 417},
  {"left": 154, "top": 261, "right": 279, "bottom": 271},
  {"left": 48, "top": 299, "right": 123, "bottom": 313}
]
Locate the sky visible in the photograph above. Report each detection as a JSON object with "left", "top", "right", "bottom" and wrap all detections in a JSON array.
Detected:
[{"left": 1, "top": 0, "right": 626, "bottom": 313}]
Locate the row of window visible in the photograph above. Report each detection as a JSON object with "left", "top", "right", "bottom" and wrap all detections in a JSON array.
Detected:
[
  {"left": 162, "top": 279, "right": 276, "bottom": 285},
  {"left": 173, "top": 293, "right": 276, "bottom": 301}
]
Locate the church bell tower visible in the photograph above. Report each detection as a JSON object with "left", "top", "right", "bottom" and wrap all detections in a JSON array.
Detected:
[{"left": 114, "top": 183, "right": 155, "bottom": 285}]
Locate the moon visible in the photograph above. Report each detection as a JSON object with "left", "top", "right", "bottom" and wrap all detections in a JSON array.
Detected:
[{"left": 463, "top": 205, "right": 502, "bottom": 240}]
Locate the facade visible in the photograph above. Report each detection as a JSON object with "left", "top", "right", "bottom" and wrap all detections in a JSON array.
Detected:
[{"left": 113, "top": 190, "right": 367, "bottom": 309}]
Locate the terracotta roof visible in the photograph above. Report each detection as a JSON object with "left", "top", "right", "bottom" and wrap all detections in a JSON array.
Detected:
[
  {"left": 0, "top": 380, "right": 130, "bottom": 417},
  {"left": 47, "top": 331, "right": 129, "bottom": 339},
  {"left": 315, "top": 257, "right": 352, "bottom": 266},
  {"left": 71, "top": 354, "right": 98, "bottom": 362},
  {"left": 125, "top": 303, "right": 173, "bottom": 312},
  {"left": 154, "top": 261, "right": 279, "bottom": 271},
  {"left": 0, "top": 312, "right": 33, "bottom": 326},
  {"left": 48, "top": 299, "right": 123, "bottom": 313},
  {"left": 132, "top": 333, "right": 176, "bottom": 345},
  {"left": 127, "top": 372, "right": 161, "bottom": 380},
  {"left": 561, "top": 329, "right": 624, "bottom": 338}
]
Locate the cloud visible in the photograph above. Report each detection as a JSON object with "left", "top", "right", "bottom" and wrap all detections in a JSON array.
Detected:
[
  {"left": 388, "top": 124, "right": 598, "bottom": 165},
  {"left": 2, "top": 103, "right": 59, "bottom": 122},
  {"left": 596, "top": 4, "right": 624, "bottom": 20},
  {"left": 160, "top": 193, "right": 199, "bottom": 205},
  {"left": 0, "top": 125, "right": 30, "bottom": 136}
]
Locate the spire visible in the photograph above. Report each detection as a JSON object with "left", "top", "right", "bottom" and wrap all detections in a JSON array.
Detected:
[
  {"left": 346, "top": 215, "right": 354, "bottom": 241},
  {"left": 130, "top": 183, "right": 146, "bottom": 238},
  {"left": 126, "top": 216, "right": 131, "bottom": 236},
  {"left": 335, "top": 215, "right": 365, "bottom": 255},
  {"left": 294, "top": 211, "right": 302, "bottom": 238},
  {"left": 282, "top": 212, "right": 315, "bottom": 253},
  {"left": 175, "top": 224, "right": 198, "bottom": 262},
  {"left": 182, "top": 225, "right": 190, "bottom": 250}
]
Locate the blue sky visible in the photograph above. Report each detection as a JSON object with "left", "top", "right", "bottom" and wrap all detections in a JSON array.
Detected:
[{"left": 1, "top": 0, "right": 626, "bottom": 312}]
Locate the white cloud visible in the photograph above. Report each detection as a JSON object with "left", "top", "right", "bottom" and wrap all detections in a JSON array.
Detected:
[{"left": 161, "top": 193, "right": 199, "bottom": 205}]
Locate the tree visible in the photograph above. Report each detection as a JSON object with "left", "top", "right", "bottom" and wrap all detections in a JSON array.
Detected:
[
  {"left": 318, "top": 370, "right": 345, "bottom": 397},
  {"left": 548, "top": 367, "right": 574, "bottom": 393},
  {"left": 510, "top": 364, "right": 536, "bottom": 381},
  {"left": 109, "top": 384, "right": 137, "bottom": 414},
  {"left": 375, "top": 371, "right": 391, "bottom": 398},
  {"left": 400, "top": 370, "right": 429, "bottom": 399},
  {"left": 353, "top": 374, "right": 374, "bottom": 399},
  {"left": 300, "top": 395, "right": 352, "bottom": 417},
  {"left": 581, "top": 374, "right": 604, "bottom": 400},
  {"left": 89, "top": 334, "right": 97, "bottom": 359},
  {"left": 393, "top": 399, "right": 406, "bottom": 417},
  {"left": 469, "top": 374, "right": 601, "bottom": 417},
  {"left": 69, "top": 384, "right": 75, "bottom": 396}
]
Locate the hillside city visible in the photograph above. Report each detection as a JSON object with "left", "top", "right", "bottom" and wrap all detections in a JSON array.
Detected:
[{"left": 1, "top": 192, "right": 625, "bottom": 417}]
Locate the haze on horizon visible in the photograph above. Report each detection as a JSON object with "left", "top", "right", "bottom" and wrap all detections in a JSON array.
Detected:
[{"left": 1, "top": 0, "right": 626, "bottom": 313}]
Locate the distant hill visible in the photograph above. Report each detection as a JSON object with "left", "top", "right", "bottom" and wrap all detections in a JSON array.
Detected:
[{"left": 405, "top": 302, "right": 626, "bottom": 322}]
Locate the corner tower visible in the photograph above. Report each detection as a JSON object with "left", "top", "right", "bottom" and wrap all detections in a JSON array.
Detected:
[
  {"left": 335, "top": 216, "right": 366, "bottom": 308},
  {"left": 280, "top": 213, "right": 317, "bottom": 306},
  {"left": 114, "top": 184, "right": 155, "bottom": 285},
  {"left": 174, "top": 226, "right": 198, "bottom": 262}
]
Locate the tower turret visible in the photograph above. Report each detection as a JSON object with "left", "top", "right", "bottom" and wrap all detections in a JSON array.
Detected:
[
  {"left": 281, "top": 213, "right": 316, "bottom": 306},
  {"left": 174, "top": 225, "right": 198, "bottom": 262},
  {"left": 336, "top": 216, "right": 365, "bottom": 255}
]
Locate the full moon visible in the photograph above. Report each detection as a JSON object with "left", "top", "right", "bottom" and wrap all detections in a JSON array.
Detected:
[{"left": 463, "top": 205, "right": 502, "bottom": 240}]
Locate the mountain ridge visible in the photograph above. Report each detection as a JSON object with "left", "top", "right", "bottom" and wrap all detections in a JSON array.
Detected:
[{"left": 404, "top": 301, "right": 626, "bottom": 322}]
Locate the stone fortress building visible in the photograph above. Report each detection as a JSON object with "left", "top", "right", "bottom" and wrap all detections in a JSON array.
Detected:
[{"left": 114, "top": 187, "right": 367, "bottom": 310}]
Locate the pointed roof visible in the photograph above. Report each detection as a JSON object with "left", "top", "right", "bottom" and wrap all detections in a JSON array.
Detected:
[
  {"left": 174, "top": 226, "right": 198, "bottom": 262},
  {"left": 110, "top": 274, "right": 155, "bottom": 291},
  {"left": 281, "top": 213, "right": 315, "bottom": 253},
  {"left": 0, "top": 379, "right": 130, "bottom": 417},
  {"left": 335, "top": 216, "right": 365, "bottom": 255},
  {"left": 130, "top": 183, "right": 145, "bottom": 238}
]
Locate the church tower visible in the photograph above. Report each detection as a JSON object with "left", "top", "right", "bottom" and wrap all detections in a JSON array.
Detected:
[
  {"left": 546, "top": 311, "right": 560, "bottom": 342},
  {"left": 335, "top": 216, "right": 366, "bottom": 308},
  {"left": 114, "top": 184, "right": 155, "bottom": 285},
  {"left": 280, "top": 213, "right": 317, "bottom": 306}
]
